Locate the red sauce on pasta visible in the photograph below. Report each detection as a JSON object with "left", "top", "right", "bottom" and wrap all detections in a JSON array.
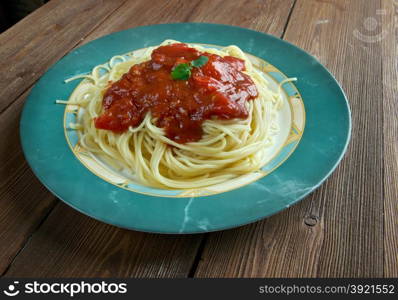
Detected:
[{"left": 95, "top": 43, "right": 258, "bottom": 143}]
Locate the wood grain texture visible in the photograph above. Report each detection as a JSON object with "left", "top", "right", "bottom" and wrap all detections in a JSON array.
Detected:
[
  {"left": 1, "top": 0, "right": 296, "bottom": 278},
  {"left": 0, "top": 90, "right": 57, "bottom": 275},
  {"left": 195, "top": 0, "right": 386, "bottom": 278},
  {"left": 184, "top": 0, "right": 296, "bottom": 35},
  {"left": 382, "top": 0, "right": 398, "bottom": 277},
  {"left": 78, "top": 0, "right": 202, "bottom": 43},
  {"left": 195, "top": 201, "right": 327, "bottom": 277},
  {"left": 82, "top": 0, "right": 295, "bottom": 44},
  {"left": 0, "top": 0, "right": 126, "bottom": 276},
  {"left": 0, "top": 0, "right": 126, "bottom": 113},
  {"left": 4, "top": 203, "right": 202, "bottom": 277}
]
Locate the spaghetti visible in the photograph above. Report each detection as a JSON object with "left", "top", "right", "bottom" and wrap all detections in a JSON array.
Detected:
[{"left": 58, "top": 40, "right": 293, "bottom": 189}]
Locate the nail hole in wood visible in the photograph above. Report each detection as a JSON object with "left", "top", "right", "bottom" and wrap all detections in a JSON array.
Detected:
[{"left": 304, "top": 216, "right": 318, "bottom": 227}]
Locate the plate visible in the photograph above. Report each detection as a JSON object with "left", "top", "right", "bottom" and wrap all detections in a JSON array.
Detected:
[{"left": 20, "top": 23, "right": 351, "bottom": 233}]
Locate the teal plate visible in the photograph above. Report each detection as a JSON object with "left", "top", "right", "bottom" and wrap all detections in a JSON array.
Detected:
[{"left": 20, "top": 23, "right": 351, "bottom": 234}]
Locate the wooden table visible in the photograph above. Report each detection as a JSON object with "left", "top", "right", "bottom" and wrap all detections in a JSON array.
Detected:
[{"left": 0, "top": 0, "right": 396, "bottom": 278}]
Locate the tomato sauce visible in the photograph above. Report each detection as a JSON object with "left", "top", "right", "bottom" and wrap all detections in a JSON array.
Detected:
[{"left": 95, "top": 43, "right": 258, "bottom": 143}]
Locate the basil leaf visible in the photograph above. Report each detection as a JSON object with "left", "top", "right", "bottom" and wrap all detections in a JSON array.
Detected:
[
  {"left": 171, "top": 56, "right": 208, "bottom": 80},
  {"left": 191, "top": 56, "right": 209, "bottom": 68},
  {"left": 171, "top": 63, "right": 191, "bottom": 80}
]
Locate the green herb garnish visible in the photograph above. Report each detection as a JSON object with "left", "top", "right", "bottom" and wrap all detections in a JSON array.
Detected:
[
  {"left": 191, "top": 56, "right": 209, "bottom": 68},
  {"left": 171, "top": 56, "right": 209, "bottom": 80},
  {"left": 171, "top": 63, "right": 191, "bottom": 80}
]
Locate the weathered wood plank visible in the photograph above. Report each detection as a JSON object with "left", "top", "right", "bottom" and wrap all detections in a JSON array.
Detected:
[
  {"left": 382, "top": 0, "right": 398, "bottom": 277},
  {"left": 4, "top": 203, "right": 202, "bottom": 277},
  {"left": 195, "top": 0, "right": 385, "bottom": 277},
  {"left": 0, "top": 0, "right": 126, "bottom": 276},
  {"left": 0, "top": 90, "right": 57, "bottom": 275},
  {"left": 0, "top": 0, "right": 126, "bottom": 113},
  {"left": 2, "top": 0, "right": 296, "bottom": 277},
  {"left": 82, "top": 0, "right": 295, "bottom": 44},
  {"left": 185, "top": 0, "right": 296, "bottom": 35},
  {"left": 194, "top": 197, "right": 326, "bottom": 277},
  {"left": 79, "top": 0, "right": 202, "bottom": 43}
]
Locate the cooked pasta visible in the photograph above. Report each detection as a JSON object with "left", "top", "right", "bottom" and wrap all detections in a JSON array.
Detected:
[{"left": 58, "top": 40, "right": 295, "bottom": 189}]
